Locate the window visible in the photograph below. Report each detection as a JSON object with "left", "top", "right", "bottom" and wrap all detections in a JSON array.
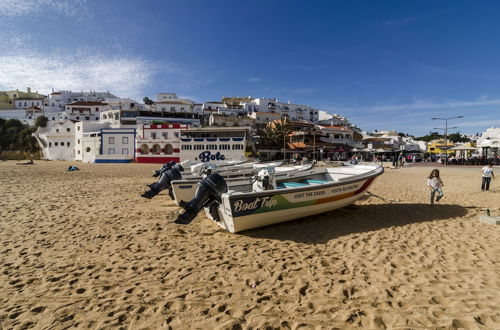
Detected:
[
  {"left": 86, "top": 147, "right": 91, "bottom": 152},
  {"left": 77, "top": 126, "right": 80, "bottom": 131},
  {"left": 170, "top": 107, "right": 175, "bottom": 111},
  {"left": 78, "top": 150, "right": 80, "bottom": 154},
  {"left": 122, "top": 137, "right": 128, "bottom": 144},
  {"left": 96, "top": 107, "right": 99, "bottom": 111},
  {"left": 162, "top": 132, "right": 168, "bottom": 139},
  {"left": 95, "top": 117, "right": 99, "bottom": 120},
  {"left": 78, "top": 139, "right": 80, "bottom": 144},
  {"left": 56, "top": 129, "right": 59, "bottom": 133},
  {"left": 76, "top": 116, "right": 80, "bottom": 120},
  {"left": 103, "top": 115, "right": 107, "bottom": 119},
  {"left": 55, "top": 142, "right": 58, "bottom": 146},
  {"left": 85, "top": 116, "right": 90, "bottom": 120},
  {"left": 140, "top": 144, "right": 149, "bottom": 154},
  {"left": 109, "top": 137, "right": 115, "bottom": 144},
  {"left": 122, "top": 148, "right": 128, "bottom": 155},
  {"left": 67, "top": 142, "right": 70, "bottom": 147},
  {"left": 151, "top": 132, "right": 157, "bottom": 139},
  {"left": 152, "top": 144, "right": 161, "bottom": 154},
  {"left": 109, "top": 148, "right": 115, "bottom": 155},
  {"left": 49, "top": 142, "right": 51, "bottom": 147},
  {"left": 66, "top": 128, "right": 70, "bottom": 132},
  {"left": 174, "top": 132, "right": 179, "bottom": 138},
  {"left": 52, "top": 117, "right": 55, "bottom": 120},
  {"left": 165, "top": 144, "right": 173, "bottom": 154}
]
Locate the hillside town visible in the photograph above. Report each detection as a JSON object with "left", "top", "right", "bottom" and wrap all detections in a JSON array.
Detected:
[{"left": 0, "top": 87, "right": 499, "bottom": 164}]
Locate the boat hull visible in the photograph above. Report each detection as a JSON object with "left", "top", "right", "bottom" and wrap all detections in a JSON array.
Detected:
[{"left": 206, "top": 166, "right": 382, "bottom": 233}]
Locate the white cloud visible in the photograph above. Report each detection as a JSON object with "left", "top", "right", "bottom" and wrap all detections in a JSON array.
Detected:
[
  {"left": 0, "top": 49, "right": 159, "bottom": 99},
  {"left": 249, "top": 77, "right": 260, "bottom": 82},
  {"left": 0, "top": 0, "right": 88, "bottom": 16}
]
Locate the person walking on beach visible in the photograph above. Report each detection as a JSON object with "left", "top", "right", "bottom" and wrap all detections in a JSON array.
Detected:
[
  {"left": 427, "top": 169, "right": 444, "bottom": 205},
  {"left": 481, "top": 160, "right": 495, "bottom": 191}
]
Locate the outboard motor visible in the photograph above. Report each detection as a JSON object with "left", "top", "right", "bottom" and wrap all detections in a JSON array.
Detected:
[
  {"left": 175, "top": 173, "right": 228, "bottom": 225},
  {"left": 141, "top": 163, "right": 184, "bottom": 199},
  {"left": 152, "top": 161, "right": 176, "bottom": 177}
]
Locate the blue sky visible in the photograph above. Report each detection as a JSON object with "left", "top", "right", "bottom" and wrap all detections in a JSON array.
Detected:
[{"left": 1, "top": 0, "right": 499, "bottom": 135}]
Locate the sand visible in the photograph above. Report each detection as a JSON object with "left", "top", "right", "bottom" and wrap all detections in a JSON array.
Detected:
[{"left": 0, "top": 161, "right": 499, "bottom": 329}]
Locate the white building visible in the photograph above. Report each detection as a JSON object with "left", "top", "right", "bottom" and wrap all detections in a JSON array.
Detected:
[
  {"left": 60, "top": 101, "right": 110, "bottom": 122},
  {"left": 14, "top": 98, "right": 44, "bottom": 109},
  {"left": 318, "top": 125, "right": 358, "bottom": 147},
  {"left": 33, "top": 120, "right": 76, "bottom": 161},
  {"left": 74, "top": 122, "right": 136, "bottom": 163},
  {"left": 477, "top": 127, "right": 500, "bottom": 158},
  {"left": 246, "top": 98, "right": 320, "bottom": 123},
  {"left": 0, "top": 106, "right": 43, "bottom": 125},
  {"left": 179, "top": 127, "right": 249, "bottom": 163},
  {"left": 135, "top": 123, "right": 186, "bottom": 163},
  {"left": 135, "top": 124, "right": 249, "bottom": 163},
  {"left": 250, "top": 111, "right": 281, "bottom": 126},
  {"left": 44, "top": 90, "right": 117, "bottom": 112},
  {"left": 208, "top": 113, "right": 256, "bottom": 127},
  {"left": 154, "top": 93, "right": 194, "bottom": 114},
  {"left": 74, "top": 122, "right": 110, "bottom": 162}
]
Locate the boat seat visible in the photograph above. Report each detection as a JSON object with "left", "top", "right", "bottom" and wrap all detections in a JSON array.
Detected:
[
  {"left": 302, "top": 179, "right": 329, "bottom": 185},
  {"left": 277, "top": 181, "right": 309, "bottom": 189}
]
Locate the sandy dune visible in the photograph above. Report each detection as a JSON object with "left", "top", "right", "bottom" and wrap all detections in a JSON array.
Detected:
[{"left": 0, "top": 161, "right": 499, "bottom": 329}]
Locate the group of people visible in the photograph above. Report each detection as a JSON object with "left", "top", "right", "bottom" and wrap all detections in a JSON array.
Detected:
[{"left": 427, "top": 161, "right": 496, "bottom": 205}]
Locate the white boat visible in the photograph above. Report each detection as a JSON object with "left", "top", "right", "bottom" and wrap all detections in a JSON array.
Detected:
[
  {"left": 142, "top": 160, "right": 282, "bottom": 199},
  {"left": 171, "top": 163, "right": 315, "bottom": 205},
  {"left": 175, "top": 164, "right": 384, "bottom": 233}
]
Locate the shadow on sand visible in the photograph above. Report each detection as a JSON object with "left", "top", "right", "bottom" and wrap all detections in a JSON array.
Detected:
[{"left": 243, "top": 203, "right": 470, "bottom": 244}]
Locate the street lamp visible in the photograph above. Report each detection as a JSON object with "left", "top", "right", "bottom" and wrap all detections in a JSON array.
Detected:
[{"left": 431, "top": 116, "right": 464, "bottom": 165}]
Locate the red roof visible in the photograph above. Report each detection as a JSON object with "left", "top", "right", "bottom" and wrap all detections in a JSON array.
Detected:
[
  {"left": 68, "top": 101, "right": 108, "bottom": 106},
  {"left": 27, "top": 106, "right": 42, "bottom": 110}
]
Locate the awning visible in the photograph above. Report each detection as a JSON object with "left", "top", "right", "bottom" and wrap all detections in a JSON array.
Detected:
[{"left": 449, "top": 146, "right": 478, "bottom": 151}]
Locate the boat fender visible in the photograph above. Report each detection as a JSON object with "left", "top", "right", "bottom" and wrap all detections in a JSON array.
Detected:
[{"left": 175, "top": 173, "right": 228, "bottom": 225}]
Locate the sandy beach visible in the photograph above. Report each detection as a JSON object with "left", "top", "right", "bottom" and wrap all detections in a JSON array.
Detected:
[{"left": 0, "top": 161, "right": 499, "bottom": 329}]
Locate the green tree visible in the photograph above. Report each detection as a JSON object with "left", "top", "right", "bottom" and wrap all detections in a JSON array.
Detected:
[
  {"left": 35, "top": 115, "right": 48, "bottom": 128},
  {"left": 143, "top": 96, "right": 154, "bottom": 105},
  {"left": 0, "top": 119, "right": 40, "bottom": 153},
  {"left": 415, "top": 132, "right": 442, "bottom": 142},
  {"left": 447, "top": 132, "right": 470, "bottom": 143},
  {"left": 256, "top": 124, "right": 278, "bottom": 149}
]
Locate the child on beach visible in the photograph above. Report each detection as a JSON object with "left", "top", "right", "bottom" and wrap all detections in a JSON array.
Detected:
[
  {"left": 427, "top": 169, "right": 444, "bottom": 205},
  {"left": 481, "top": 160, "right": 495, "bottom": 191}
]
